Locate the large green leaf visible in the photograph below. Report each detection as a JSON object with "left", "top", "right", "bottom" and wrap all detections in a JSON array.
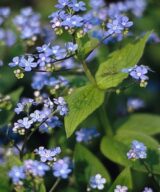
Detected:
[
  {"left": 0, "top": 87, "right": 23, "bottom": 126},
  {"left": 74, "top": 144, "right": 111, "bottom": 190},
  {"left": 64, "top": 84, "right": 105, "bottom": 137},
  {"left": 108, "top": 168, "right": 132, "bottom": 192},
  {"left": 100, "top": 136, "right": 160, "bottom": 175},
  {"left": 96, "top": 32, "right": 150, "bottom": 90},
  {"left": 115, "top": 113, "right": 160, "bottom": 136}
]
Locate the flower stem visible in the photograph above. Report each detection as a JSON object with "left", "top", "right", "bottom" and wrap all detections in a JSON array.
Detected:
[
  {"left": 141, "top": 160, "right": 160, "bottom": 189},
  {"left": 49, "top": 178, "right": 61, "bottom": 192},
  {"left": 81, "top": 60, "right": 97, "bottom": 86}
]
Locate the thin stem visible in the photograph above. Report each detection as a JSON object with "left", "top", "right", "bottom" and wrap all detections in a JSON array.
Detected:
[
  {"left": 141, "top": 160, "right": 160, "bottom": 189},
  {"left": 81, "top": 60, "right": 97, "bottom": 86},
  {"left": 86, "top": 34, "right": 111, "bottom": 59},
  {"left": 98, "top": 104, "right": 113, "bottom": 136},
  {"left": 49, "top": 178, "right": 61, "bottom": 192}
]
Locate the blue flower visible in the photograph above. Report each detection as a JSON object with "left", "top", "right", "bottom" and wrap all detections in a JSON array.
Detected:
[
  {"left": 51, "top": 45, "right": 67, "bottom": 60},
  {"left": 127, "top": 98, "right": 145, "bottom": 112},
  {"left": 17, "top": 117, "right": 33, "bottom": 129},
  {"left": 107, "top": 18, "right": 124, "bottom": 35},
  {"left": 89, "top": 174, "right": 106, "bottom": 190},
  {"left": 127, "top": 140, "right": 147, "bottom": 160},
  {"left": 62, "top": 15, "right": 84, "bottom": 28},
  {"left": 114, "top": 185, "right": 128, "bottom": 192},
  {"left": 19, "top": 56, "right": 37, "bottom": 71},
  {"left": 107, "top": 15, "right": 133, "bottom": 35},
  {"left": 53, "top": 157, "right": 72, "bottom": 179},
  {"left": 37, "top": 53, "right": 51, "bottom": 67},
  {"left": 55, "top": 0, "right": 70, "bottom": 9},
  {"left": 9, "top": 56, "right": 20, "bottom": 67},
  {"left": 8, "top": 166, "right": 26, "bottom": 185},
  {"left": 35, "top": 146, "right": 61, "bottom": 162},
  {"left": 129, "top": 65, "right": 149, "bottom": 81},
  {"left": 54, "top": 97, "right": 68, "bottom": 116},
  {"left": 143, "top": 187, "right": 153, "bottom": 192},
  {"left": 69, "top": 0, "right": 86, "bottom": 12},
  {"left": 36, "top": 44, "right": 50, "bottom": 53},
  {"left": 14, "top": 102, "right": 24, "bottom": 114},
  {"left": 13, "top": 7, "right": 41, "bottom": 40},
  {"left": 30, "top": 110, "right": 46, "bottom": 122},
  {"left": 24, "top": 160, "right": 49, "bottom": 177},
  {"left": 66, "top": 42, "right": 78, "bottom": 53},
  {"left": 119, "top": 16, "right": 133, "bottom": 28},
  {"left": 75, "top": 128, "right": 100, "bottom": 143}
]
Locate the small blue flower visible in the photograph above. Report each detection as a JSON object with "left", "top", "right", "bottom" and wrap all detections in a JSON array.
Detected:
[
  {"left": 30, "top": 110, "right": 46, "bottom": 122},
  {"left": 51, "top": 45, "right": 67, "bottom": 60},
  {"left": 89, "top": 174, "right": 106, "bottom": 190},
  {"left": 17, "top": 117, "right": 33, "bottom": 129},
  {"left": 37, "top": 53, "right": 51, "bottom": 67},
  {"left": 8, "top": 166, "right": 26, "bottom": 185},
  {"left": 127, "top": 140, "right": 147, "bottom": 160},
  {"left": 66, "top": 42, "right": 78, "bottom": 53},
  {"left": 75, "top": 128, "right": 100, "bottom": 143},
  {"left": 127, "top": 98, "right": 145, "bottom": 112},
  {"left": 19, "top": 56, "right": 37, "bottom": 71},
  {"left": 119, "top": 16, "right": 133, "bottom": 28},
  {"left": 35, "top": 146, "right": 61, "bottom": 162},
  {"left": 54, "top": 97, "right": 68, "bottom": 116},
  {"left": 14, "top": 102, "right": 24, "bottom": 114},
  {"left": 107, "top": 18, "right": 124, "bottom": 35},
  {"left": 114, "top": 185, "right": 128, "bottom": 192},
  {"left": 129, "top": 65, "right": 149, "bottom": 81},
  {"left": 69, "top": 0, "right": 86, "bottom": 12},
  {"left": 9, "top": 57, "right": 20, "bottom": 67},
  {"left": 62, "top": 15, "right": 84, "bottom": 28},
  {"left": 55, "top": 0, "right": 70, "bottom": 9},
  {"left": 53, "top": 157, "right": 72, "bottom": 179}
]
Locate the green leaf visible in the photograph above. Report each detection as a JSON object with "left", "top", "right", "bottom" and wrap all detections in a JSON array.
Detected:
[
  {"left": 100, "top": 136, "right": 160, "bottom": 175},
  {"left": 108, "top": 168, "right": 132, "bottom": 192},
  {"left": 0, "top": 87, "right": 23, "bottom": 126},
  {"left": 95, "top": 32, "right": 151, "bottom": 90},
  {"left": 115, "top": 113, "right": 160, "bottom": 136},
  {"left": 74, "top": 144, "right": 111, "bottom": 190},
  {"left": 115, "top": 131, "right": 159, "bottom": 150},
  {"left": 64, "top": 84, "right": 105, "bottom": 137}
]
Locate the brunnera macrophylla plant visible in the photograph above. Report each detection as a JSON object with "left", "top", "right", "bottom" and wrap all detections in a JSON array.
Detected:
[{"left": 0, "top": 0, "right": 160, "bottom": 191}]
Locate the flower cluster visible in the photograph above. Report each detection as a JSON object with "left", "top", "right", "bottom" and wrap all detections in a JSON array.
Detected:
[
  {"left": 0, "top": 7, "right": 16, "bottom": 47},
  {"left": 88, "top": 174, "right": 106, "bottom": 190},
  {"left": 35, "top": 146, "right": 61, "bottom": 162},
  {"left": 107, "top": 16, "right": 133, "bottom": 36},
  {"left": 8, "top": 42, "right": 78, "bottom": 77},
  {"left": 49, "top": 0, "right": 87, "bottom": 35},
  {"left": 127, "top": 140, "right": 147, "bottom": 160},
  {"left": 53, "top": 157, "right": 73, "bottom": 179},
  {"left": 12, "top": 96, "right": 68, "bottom": 135},
  {"left": 8, "top": 160, "right": 49, "bottom": 185},
  {"left": 75, "top": 127, "right": 100, "bottom": 143},
  {"left": 13, "top": 7, "right": 41, "bottom": 40}
]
